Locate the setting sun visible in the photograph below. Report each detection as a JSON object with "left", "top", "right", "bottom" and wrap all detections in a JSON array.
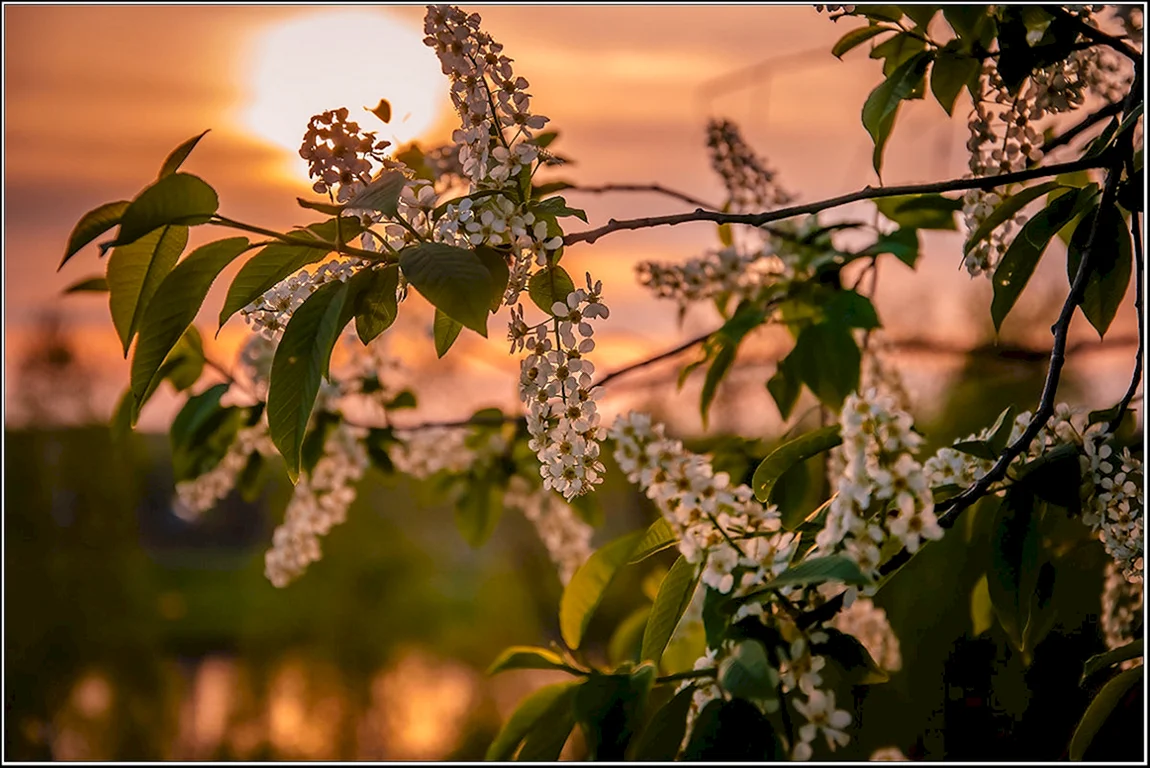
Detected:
[{"left": 240, "top": 8, "right": 449, "bottom": 181}]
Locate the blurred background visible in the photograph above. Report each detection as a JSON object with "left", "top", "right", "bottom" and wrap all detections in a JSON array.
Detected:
[{"left": 4, "top": 4, "right": 1141, "bottom": 761}]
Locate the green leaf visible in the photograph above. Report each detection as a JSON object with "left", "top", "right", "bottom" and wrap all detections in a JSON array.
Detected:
[
  {"left": 158, "top": 130, "right": 210, "bottom": 179},
  {"left": 299, "top": 411, "right": 340, "bottom": 476},
  {"left": 628, "top": 684, "right": 694, "bottom": 761},
  {"left": 516, "top": 701, "right": 576, "bottom": 761},
  {"left": 533, "top": 195, "right": 588, "bottom": 223},
  {"left": 433, "top": 308, "right": 464, "bottom": 358},
  {"left": 218, "top": 242, "right": 330, "bottom": 328},
  {"left": 791, "top": 322, "right": 861, "bottom": 411},
  {"left": 1082, "top": 640, "right": 1144, "bottom": 686},
  {"left": 560, "top": 530, "right": 646, "bottom": 650},
  {"left": 824, "top": 289, "right": 881, "bottom": 329},
  {"left": 680, "top": 698, "right": 778, "bottom": 761},
  {"left": 114, "top": 173, "right": 218, "bottom": 247},
  {"left": 743, "top": 555, "right": 869, "bottom": 598},
  {"left": 1117, "top": 167, "right": 1143, "bottom": 213},
  {"left": 963, "top": 181, "right": 1068, "bottom": 256},
  {"left": 1070, "top": 666, "right": 1143, "bottom": 760},
  {"left": 992, "top": 186, "right": 1095, "bottom": 332},
  {"left": 385, "top": 390, "right": 417, "bottom": 410},
  {"left": 767, "top": 353, "right": 801, "bottom": 420},
  {"left": 970, "top": 573, "right": 994, "bottom": 636},
  {"left": 866, "top": 227, "right": 919, "bottom": 267},
  {"left": 455, "top": 480, "right": 502, "bottom": 547},
  {"left": 943, "top": 6, "right": 990, "bottom": 41},
  {"left": 986, "top": 404, "right": 1018, "bottom": 455},
  {"left": 812, "top": 627, "right": 890, "bottom": 684},
  {"left": 608, "top": 606, "right": 652, "bottom": 666},
  {"left": 349, "top": 265, "right": 400, "bottom": 344},
  {"left": 296, "top": 197, "right": 345, "bottom": 216},
  {"left": 951, "top": 439, "right": 997, "bottom": 461},
  {"left": 832, "top": 24, "right": 896, "bottom": 58},
  {"left": 628, "top": 518, "right": 678, "bottom": 563},
  {"left": 987, "top": 486, "right": 1056, "bottom": 661},
  {"left": 718, "top": 640, "right": 778, "bottom": 699},
  {"left": 108, "top": 225, "right": 189, "bottom": 356},
  {"left": 169, "top": 384, "right": 242, "bottom": 482},
  {"left": 63, "top": 276, "right": 109, "bottom": 293},
  {"left": 862, "top": 51, "right": 933, "bottom": 176},
  {"left": 476, "top": 245, "right": 511, "bottom": 311},
  {"left": 343, "top": 171, "right": 406, "bottom": 218},
  {"left": 109, "top": 388, "right": 134, "bottom": 444},
  {"left": 267, "top": 279, "right": 352, "bottom": 481},
  {"left": 299, "top": 215, "right": 366, "bottom": 244},
  {"left": 873, "top": 193, "right": 962, "bottom": 230},
  {"left": 903, "top": 4, "right": 938, "bottom": 29},
  {"left": 61, "top": 200, "right": 129, "bottom": 268},
  {"left": 130, "top": 237, "right": 250, "bottom": 405},
  {"left": 163, "top": 326, "right": 206, "bottom": 393},
  {"left": 856, "top": 5, "right": 904, "bottom": 23},
  {"left": 641, "top": 556, "right": 699, "bottom": 666},
  {"left": 931, "top": 49, "right": 980, "bottom": 115},
  {"left": 574, "top": 665, "right": 656, "bottom": 760},
  {"left": 752, "top": 425, "right": 842, "bottom": 502},
  {"left": 1016, "top": 442, "right": 1083, "bottom": 514},
  {"left": 699, "top": 341, "right": 736, "bottom": 427},
  {"left": 527, "top": 265, "right": 576, "bottom": 316},
  {"left": 486, "top": 681, "right": 581, "bottom": 761},
  {"left": 399, "top": 242, "right": 493, "bottom": 336},
  {"left": 871, "top": 32, "right": 925, "bottom": 77},
  {"left": 487, "top": 646, "right": 574, "bottom": 676},
  {"left": 1067, "top": 203, "right": 1133, "bottom": 338},
  {"left": 717, "top": 221, "right": 733, "bottom": 247}
]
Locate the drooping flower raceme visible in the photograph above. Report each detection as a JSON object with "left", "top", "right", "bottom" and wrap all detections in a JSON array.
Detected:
[
  {"left": 1100, "top": 561, "right": 1144, "bottom": 668},
  {"left": 819, "top": 388, "right": 942, "bottom": 579},
  {"left": 174, "top": 422, "right": 276, "bottom": 519},
  {"left": 831, "top": 596, "right": 903, "bottom": 673},
  {"left": 503, "top": 476, "right": 593, "bottom": 584},
  {"left": 518, "top": 276, "right": 609, "bottom": 501},
  {"left": 1082, "top": 432, "right": 1144, "bottom": 583},
  {"left": 264, "top": 420, "right": 370, "bottom": 588}
]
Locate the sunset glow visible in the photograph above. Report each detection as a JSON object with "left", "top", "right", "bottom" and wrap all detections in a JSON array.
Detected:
[{"left": 240, "top": 9, "right": 448, "bottom": 181}]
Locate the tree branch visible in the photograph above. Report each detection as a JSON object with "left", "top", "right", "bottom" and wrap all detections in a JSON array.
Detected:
[
  {"left": 563, "top": 156, "right": 1114, "bottom": 246},
  {"left": 1039, "top": 100, "right": 1124, "bottom": 156},
  {"left": 1045, "top": 5, "right": 1144, "bottom": 62},
  {"left": 567, "top": 182, "right": 719, "bottom": 211},
  {"left": 877, "top": 80, "right": 1142, "bottom": 579}
]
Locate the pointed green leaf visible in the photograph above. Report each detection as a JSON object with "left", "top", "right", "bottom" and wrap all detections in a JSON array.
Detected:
[
  {"left": 862, "top": 51, "right": 933, "bottom": 175},
  {"left": 641, "top": 556, "right": 699, "bottom": 666},
  {"left": 434, "top": 308, "right": 463, "bottom": 358},
  {"left": 832, "top": 24, "right": 896, "bottom": 58},
  {"left": 296, "top": 197, "right": 345, "bottom": 216},
  {"left": 163, "top": 326, "right": 206, "bottom": 393},
  {"left": 1070, "top": 665, "right": 1143, "bottom": 760},
  {"left": 812, "top": 627, "right": 890, "bottom": 684},
  {"left": 131, "top": 237, "right": 250, "bottom": 405},
  {"left": 218, "top": 242, "right": 330, "bottom": 328},
  {"left": 1081, "top": 640, "right": 1144, "bottom": 685},
  {"left": 516, "top": 691, "right": 578, "bottom": 761},
  {"left": 158, "top": 130, "right": 210, "bottom": 179},
  {"left": 700, "top": 340, "right": 736, "bottom": 427},
  {"left": 628, "top": 518, "right": 678, "bottom": 563},
  {"left": 1067, "top": 203, "right": 1133, "bottom": 338},
  {"left": 970, "top": 573, "right": 994, "bottom": 636},
  {"left": 398, "top": 242, "right": 493, "bottom": 336},
  {"left": 560, "top": 529, "right": 646, "bottom": 650},
  {"left": 114, "top": 173, "right": 218, "bottom": 247},
  {"left": 476, "top": 245, "right": 511, "bottom": 311},
  {"left": 608, "top": 606, "right": 652, "bottom": 666},
  {"left": 486, "top": 681, "right": 581, "bottom": 761},
  {"left": 527, "top": 265, "right": 576, "bottom": 316},
  {"left": 681, "top": 698, "right": 778, "bottom": 761},
  {"left": 752, "top": 425, "right": 843, "bottom": 502},
  {"left": 719, "top": 640, "right": 779, "bottom": 699},
  {"left": 963, "top": 181, "right": 1067, "bottom": 256},
  {"left": 267, "top": 279, "right": 352, "bottom": 481},
  {"left": 866, "top": 227, "right": 920, "bottom": 267},
  {"left": 61, "top": 200, "right": 129, "bottom": 268},
  {"left": 628, "top": 684, "right": 694, "bottom": 761},
  {"left": 791, "top": 322, "right": 860, "bottom": 411},
  {"left": 350, "top": 265, "right": 400, "bottom": 344},
  {"left": 741, "top": 556, "right": 868, "bottom": 600},
  {"left": 767, "top": 353, "right": 801, "bottom": 420},
  {"left": 109, "top": 388, "right": 134, "bottom": 444},
  {"left": 344, "top": 171, "right": 407, "bottom": 218},
  {"left": 108, "top": 225, "right": 188, "bottom": 356},
  {"left": 874, "top": 192, "right": 961, "bottom": 229},
  {"left": 987, "top": 486, "right": 1041, "bottom": 656},
  {"left": 455, "top": 480, "right": 502, "bottom": 547},
  {"left": 574, "top": 665, "right": 656, "bottom": 760},
  {"left": 487, "top": 646, "right": 574, "bottom": 676},
  {"left": 824, "top": 289, "right": 881, "bottom": 329},
  {"left": 992, "top": 187, "right": 1095, "bottom": 331},
  {"left": 63, "top": 276, "right": 109, "bottom": 293}
]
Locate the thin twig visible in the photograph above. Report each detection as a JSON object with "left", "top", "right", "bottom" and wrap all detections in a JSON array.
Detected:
[
  {"left": 563, "top": 156, "right": 1114, "bottom": 246},
  {"left": 1045, "top": 5, "right": 1144, "bottom": 62},
  {"left": 567, "top": 183, "right": 719, "bottom": 211},
  {"left": 1039, "top": 100, "right": 1124, "bottom": 156},
  {"left": 592, "top": 331, "right": 714, "bottom": 389}
]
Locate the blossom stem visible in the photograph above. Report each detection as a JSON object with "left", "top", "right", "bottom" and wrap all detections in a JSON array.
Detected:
[
  {"left": 208, "top": 215, "right": 390, "bottom": 262},
  {"left": 563, "top": 155, "right": 1116, "bottom": 246}
]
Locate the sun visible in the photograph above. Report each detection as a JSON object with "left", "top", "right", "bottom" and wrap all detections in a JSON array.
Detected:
[{"left": 242, "top": 9, "right": 449, "bottom": 182}]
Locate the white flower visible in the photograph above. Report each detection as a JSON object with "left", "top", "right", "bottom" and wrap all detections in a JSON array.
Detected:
[{"left": 793, "top": 689, "right": 852, "bottom": 758}]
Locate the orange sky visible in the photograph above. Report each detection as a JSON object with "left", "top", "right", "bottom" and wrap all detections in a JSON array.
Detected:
[{"left": 3, "top": 5, "right": 1139, "bottom": 432}]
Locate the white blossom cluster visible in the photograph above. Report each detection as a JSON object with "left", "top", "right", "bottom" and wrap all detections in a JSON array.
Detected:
[
  {"left": 331, "top": 335, "right": 409, "bottom": 419},
  {"left": 870, "top": 746, "right": 911, "bottom": 761},
  {"left": 502, "top": 476, "right": 593, "bottom": 584},
  {"left": 173, "top": 422, "right": 275, "bottom": 519},
  {"left": 635, "top": 243, "right": 788, "bottom": 310},
  {"left": 390, "top": 426, "right": 478, "bottom": 478},
  {"left": 300, "top": 108, "right": 392, "bottom": 202},
  {"left": 608, "top": 412, "right": 796, "bottom": 598},
  {"left": 792, "top": 687, "right": 853, "bottom": 761},
  {"left": 423, "top": 5, "right": 548, "bottom": 189},
  {"left": 1100, "top": 560, "right": 1143, "bottom": 668},
  {"left": 830, "top": 596, "right": 903, "bottom": 673},
  {"left": 518, "top": 278, "right": 609, "bottom": 500},
  {"left": 264, "top": 421, "right": 369, "bottom": 588},
  {"left": 961, "top": 32, "right": 1134, "bottom": 276},
  {"left": 241, "top": 258, "right": 370, "bottom": 342},
  {"left": 705, "top": 118, "right": 792, "bottom": 212},
  {"left": 1082, "top": 432, "right": 1144, "bottom": 583},
  {"left": 820, "top": 388, "right": 942, "bottom": 579}
]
